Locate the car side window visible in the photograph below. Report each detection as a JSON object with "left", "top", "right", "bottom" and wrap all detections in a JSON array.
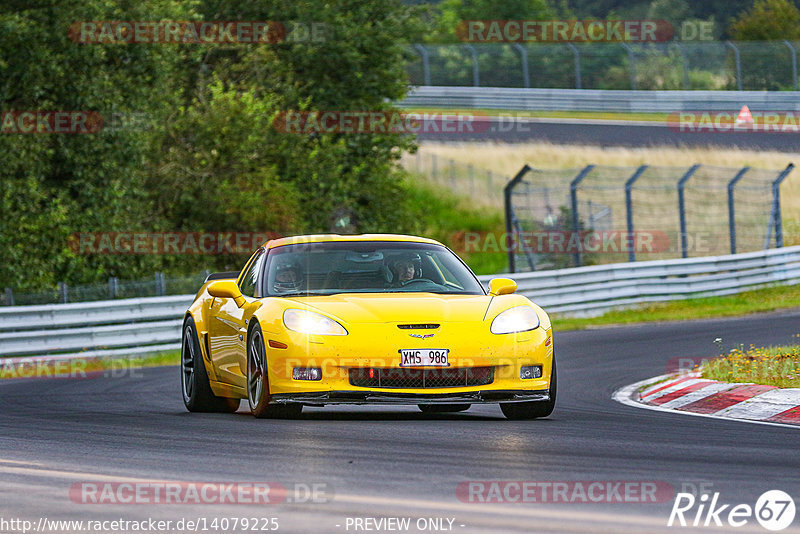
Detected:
[{"left": 238, "top": 249, "right": 265, "bottom": 298}]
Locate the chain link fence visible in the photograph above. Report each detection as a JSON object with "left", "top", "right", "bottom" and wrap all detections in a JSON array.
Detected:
[
  {"left": 402, "top": 151, "right": 510, "bottom": 207},
  {"left": 504, "top": 164, "right": 794, "bottom": 272},
  {"left": 408, "top": 41, "right": 800, "bottom": 91}
]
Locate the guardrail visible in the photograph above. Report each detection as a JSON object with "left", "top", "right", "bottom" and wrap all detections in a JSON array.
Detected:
[
  {"left": 402, "top": 86, "right": 800, "bottom": 113},
  {"left": 1, "top": 246, "right": 798, "bottom": 359}
]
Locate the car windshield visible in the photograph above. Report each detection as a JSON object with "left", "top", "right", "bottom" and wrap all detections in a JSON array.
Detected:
[{"left": 263, "top": 241, "right": 485, "bottom": 297}]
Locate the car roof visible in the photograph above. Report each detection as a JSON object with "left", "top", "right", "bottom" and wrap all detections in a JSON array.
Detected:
[{"left": 263, "top": 234, "right": 443, "bottom": 250}]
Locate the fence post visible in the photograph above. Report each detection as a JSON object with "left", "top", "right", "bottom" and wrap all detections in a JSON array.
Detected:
[
  {"left": 771, "top": 163, "right": 795, "bottom": 248},
  {"left": 570, "top": 165, "right": 596, "bottom": 267},
  {"left": 512, "top": 44, "right": 530, "bottom": 88},
  {"left": 727, "top": 167, "right": 750, "bottom": 254},
  {"left": 726, "top": 41, "right": 742, "bottom": 91},
  {"left": 413, "top": 44, "right": 431, "bottom": 86},
  {"left": 4, "top": 288, "right": 13, "bottom": 306},
  {"left": 431, "top": 154, "right": 438, "bottom": 183},
  {"left": 464, "top": 44, "right": 480, "bottom": 87},
  {"left": 625, "top": 165, "right": 648, "bottom": 262},
  {"left": 108, "top": 276, "right": 119, "bottom": 299},
  {"left": 487, "top": 170, "right": 493, "bottom": 196},
  {"left": 672, "top": 42, "right": 690, "bottom": 90},
  {"left": 505, "top": 165, "right": 532, "bottom": 274},
  {"left": 678, "top": 164, "right": 701, "bottom": 258},
  {"left": 449, "top": 159, "right": 456, "bottom": 189},
  {"left": 58, "top": 282, "right": 68, "bottom": 304},
  {"left": 155, "top": 272, "right": 165, "bottom": 296},
  {"left": 468, "top": 164, "right": 475, "bottom": 195},
  {"left": 567, "top": 43, "right": 582, "bottom": 89},
  {"left": 784, "top": 40, "right": 798, "bottom": 91},
  {"left": 621, "top": 43, "right": 637, "bottom": 90}
]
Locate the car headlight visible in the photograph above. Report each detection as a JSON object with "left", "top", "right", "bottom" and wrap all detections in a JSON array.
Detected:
[
  {"left": 283, "top": 309, "right": 348, "bottom": 336},
  {"left": 490, "top": 306, "right": 540, "bottom": 334}
]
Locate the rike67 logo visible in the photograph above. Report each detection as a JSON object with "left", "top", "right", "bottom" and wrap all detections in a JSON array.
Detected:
[{"left": 668, "top": 490, "right": 796, "bottom": 531}]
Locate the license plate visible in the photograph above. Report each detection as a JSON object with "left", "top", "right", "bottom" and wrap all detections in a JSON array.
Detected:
[{"left": 399, "top": 349, "right": 449, "bottom": 367}]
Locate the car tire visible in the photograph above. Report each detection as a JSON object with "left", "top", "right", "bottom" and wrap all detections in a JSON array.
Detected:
[
  {"left": 418, "top": 404, "right": 471, "bottom": 413},
  {"left": 500, "top": 355, "right": 557, "bottom": 420},
  {"left": 247, "top": 322, "right": 302, "bottom": 419},
  {"left": 181, "top": 317, "right": 239, "bottom": 413}
]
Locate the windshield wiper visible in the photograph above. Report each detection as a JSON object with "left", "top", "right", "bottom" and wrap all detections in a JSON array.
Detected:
[{"left": 274, "top": 291, "right": 341, "bottom": 298}]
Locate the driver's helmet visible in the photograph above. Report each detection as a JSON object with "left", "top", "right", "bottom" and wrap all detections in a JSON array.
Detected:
[
  {"left": 387, "top": 252, "right": 421, "bottom": 284},
  {"left": 273, "top": 259, "right": 303, "bottom": 292}
]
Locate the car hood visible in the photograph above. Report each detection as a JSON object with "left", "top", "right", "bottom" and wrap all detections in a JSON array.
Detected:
[{"left": 285, "top": 293, "right": 493, "bottom": 324}]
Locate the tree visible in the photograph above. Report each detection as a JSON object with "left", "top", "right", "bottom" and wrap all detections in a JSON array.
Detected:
[{"left": 729, "top": 0, "right": 800, "bottom": 40}]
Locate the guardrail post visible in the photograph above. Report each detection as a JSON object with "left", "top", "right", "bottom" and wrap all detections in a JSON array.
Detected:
[
  {"left": 771, "top": 163, "right": 795, "bottom": 248},
  {"left": 625, "top": 165, "right": 648, "bottom": 262},
  {"left": 621, "top": 43, "right": 637, "bottom": 90},
  {"left": 108, "top": 277, "right": 118, "bottom": 299},
  {"left": 726, "top": 41, "right": 742, "bottom": 91},
  {"left": 4, "top": 288, "right": 13, "bottom": 306},
  {"left": 464, "top": 44, "right": 480, "bottom": 87},
  {"left": 678, "top": 164, "right": 701, "bottom": 258},
  {"left": 413, "top": 44, "right": 431, "bottom": 86},
  {"left": 505, "top": 165, "right": 533, "bottom": 273},
  {"left": 567, "top": 43, "right": 582, "bottom": 89},
  {"left": 431, "top": 154, "right": 438, "bottom": 182},
  {"left": 784, "top": 41, "right": 798, "bottom": 91},
  {"left": 512, "top": 44, "right": 530, "bottom": 88},
  {"left": 58, "top": 282, "right": 68, "bottom": 304},
  {"left": 487, "top": 170, "right": 493, "bottom": 196},
  {"left": 449, "top": 159, "right": 457, "bottom": 188},
  {"left": 727, "top": 167, "right": 750, "bottom": 254},
  {"left": 570, "top": 165, "right": 596, "bottom": 267}
]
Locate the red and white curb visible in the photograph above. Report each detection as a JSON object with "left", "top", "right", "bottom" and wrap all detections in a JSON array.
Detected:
[{"left": 613, "top": 372, "right": 800, "bottom": 429}]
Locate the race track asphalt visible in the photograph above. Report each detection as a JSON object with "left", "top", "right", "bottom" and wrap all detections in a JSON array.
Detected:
[
  {"left": 1, "top": 310, "right": 799, "bottom": 533},
  {"left": 417, "top": 116, "right": 800, "bottom": 152}
]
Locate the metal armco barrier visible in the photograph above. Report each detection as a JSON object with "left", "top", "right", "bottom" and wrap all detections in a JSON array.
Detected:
[
  {"left": 402, "top": 86, "right": 800, "bottom": 113},
  {"left": 1, "top": 246, "right": 798, "bottom": 358}
]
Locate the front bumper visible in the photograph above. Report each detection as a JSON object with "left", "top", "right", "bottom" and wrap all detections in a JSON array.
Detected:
[
  {"left": 270, "top": 389, "right": 550, "bottom": 405},
  {"left": 261, "top": 321, "right": 554, "bottom": 397}
]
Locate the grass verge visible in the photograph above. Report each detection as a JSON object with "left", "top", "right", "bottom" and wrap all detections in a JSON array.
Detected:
[
  {"left": 0, "top": 350, "right": 180, "bottom": 380},
  {"left": 552, "top": 283, "right": 800, "bottom": 332},
  {"left": 405, "top": 175, "right": 507, "bottom": 275},
  {"left": 702, "top": 343, "right": 800, "bottom": 388}
]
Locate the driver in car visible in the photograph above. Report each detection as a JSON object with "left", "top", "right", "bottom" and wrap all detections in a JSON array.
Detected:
[
  {"left": 273, "top": 261, "right": 302, "bottom": 292},
  {"left": 389, "top": 255, "right": 421, "bottom": 287}
]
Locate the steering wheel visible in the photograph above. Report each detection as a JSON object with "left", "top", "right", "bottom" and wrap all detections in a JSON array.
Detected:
[{"left": 401, "top": 278, "right": 435, "bottom": 287}]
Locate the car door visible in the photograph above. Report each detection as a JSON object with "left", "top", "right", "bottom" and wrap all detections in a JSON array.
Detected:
[{"left": 208, "top": 248, "right": 265, "bottom": 387}]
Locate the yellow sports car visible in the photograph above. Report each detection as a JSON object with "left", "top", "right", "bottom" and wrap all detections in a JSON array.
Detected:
[{"left": 181, "top": 234, "right": 555, "bottom": 420}]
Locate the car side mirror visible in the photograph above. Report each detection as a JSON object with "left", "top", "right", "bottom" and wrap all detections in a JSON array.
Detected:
[
  {"left": 207, "top": 280, "right": 246, "bottom": 307},
  {"left": 488, "top": 278, "right": 517, "bottom": 296}
]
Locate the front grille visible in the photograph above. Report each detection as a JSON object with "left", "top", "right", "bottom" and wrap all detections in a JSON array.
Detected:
[
  {"left": 397, "top": 324, "right": 440, "bottom": 330},
  {"left": 349, "top": 367, "right": 494, "bottom": 389}
]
